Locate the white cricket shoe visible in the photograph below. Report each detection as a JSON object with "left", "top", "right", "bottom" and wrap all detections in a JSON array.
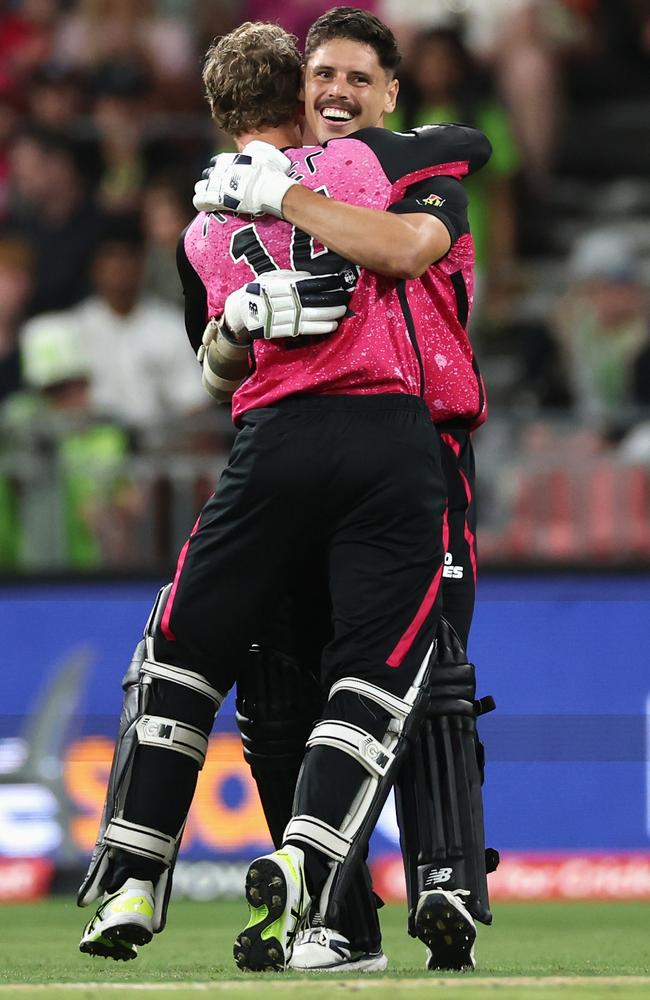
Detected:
[
  {"left": 290, "top": 925, "right": 388, "bottom": 972},
  {"left": 414, "top": 888, "right": 477, "bottom": 971},
  {"left": 234, "top": 846, "right": 310, "bottom": 971},
  {"left": 79, "top": 878, "right": 154, "bottom": 961}
]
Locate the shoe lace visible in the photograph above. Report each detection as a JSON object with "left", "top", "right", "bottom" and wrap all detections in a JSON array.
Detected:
[{"left": 317, "top": 927, "right": 341, "bottom": 947}]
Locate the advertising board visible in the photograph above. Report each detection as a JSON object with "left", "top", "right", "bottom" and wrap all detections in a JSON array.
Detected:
[{"left": 1, "top": 576, "right": 648, "bottom": 900}]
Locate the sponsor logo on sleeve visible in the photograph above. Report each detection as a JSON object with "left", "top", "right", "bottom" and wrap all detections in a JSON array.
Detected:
[{"left": 421, "top": 193, "right": 446, "bottom": 207}]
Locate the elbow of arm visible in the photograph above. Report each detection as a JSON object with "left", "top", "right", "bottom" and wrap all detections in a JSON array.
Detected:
[
  {"left": 401, "top": 220, "right": 452, "bottom": 278},
  {"left": 403, "top": 259, "right": 429, "bottom": 280},
  {"left": 394, "top": 252, "right": 430, "bottom": 280},
  {"left": 396, "top": 233, "right": 448, "bottom": 278},
  {"left": 382, "top": 246, "right": 428, "bottom": 280}
]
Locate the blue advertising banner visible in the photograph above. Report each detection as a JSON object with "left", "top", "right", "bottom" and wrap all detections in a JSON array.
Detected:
[{"left": 1, "top": 575, "right": 649, "bottom": 898}]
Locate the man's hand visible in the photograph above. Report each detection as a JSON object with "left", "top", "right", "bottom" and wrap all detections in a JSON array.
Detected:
[
  {"left": 224, "top": 270, "right": 351, "bottom": 340},
  {"left": 193, "top": 141, "right": 297, "bottom": 217}
]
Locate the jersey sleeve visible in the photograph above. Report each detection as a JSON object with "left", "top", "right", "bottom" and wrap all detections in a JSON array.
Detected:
[
  {"left": 177, "top": 224, "right": 208, "bottom": 355},
  {"left": 388, "top": 175, "right": 469, "bottom": 243},
  {"left": 350, "top": 124, "right": 492, "bottom": 183}
]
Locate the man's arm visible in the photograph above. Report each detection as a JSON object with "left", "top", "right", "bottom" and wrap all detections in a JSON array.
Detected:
[
  {"left": 281, "top": 125, "right": 492, "bottom": 278},
  {"left": 194, "top": 140, "right": 474, "bottom": 280},
  {"left": 282, "top": 172, "right": 470, "bottom": 279},
  {"left": 280, "top": 188, "right": 450, "bottom": 280}
]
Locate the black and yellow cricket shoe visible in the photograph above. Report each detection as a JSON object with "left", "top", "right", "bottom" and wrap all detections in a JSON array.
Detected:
[
  {"left": 234, "top": 846, "right": 309, "bottom": 971},
  {"left": 79, "top": 878, "right": 155, "bottom": 960}
]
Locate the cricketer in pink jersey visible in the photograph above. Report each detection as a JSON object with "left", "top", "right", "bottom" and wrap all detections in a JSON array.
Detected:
[
  {"left": 76, "top": 16, "right": 494, "bottom": 978},
  {"left": 183, "top": 14, "right": 496, "bottom": 976},
  {"left": 180, "top": 123, "right": 490, "bottom": 426}
]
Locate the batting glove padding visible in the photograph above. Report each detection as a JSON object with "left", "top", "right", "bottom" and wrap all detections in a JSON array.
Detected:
[
  {"left": 224, "top": 270, "right": 350, "bottom": 340},
  {"left": 193, "top": 142, "right": 296, "bottom": 217}
]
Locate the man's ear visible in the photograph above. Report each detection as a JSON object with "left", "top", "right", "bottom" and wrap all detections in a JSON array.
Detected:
[
  {"left": 298, "top": 64, "right": 306, "bottom": 101},
  {"left": 385, "top": 76, "right": 399, "bottom": 115}
]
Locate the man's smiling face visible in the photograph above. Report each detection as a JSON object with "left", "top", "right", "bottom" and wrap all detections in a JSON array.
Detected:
[{"left": 302, "top": 38, "right": 398, "bottom": 144}]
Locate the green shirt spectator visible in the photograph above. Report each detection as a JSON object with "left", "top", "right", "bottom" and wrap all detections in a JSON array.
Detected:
[
  {"left": 387, "top": 27, "right": 521, "bottom": 292},
  {"left": 387, "top": 101, "right": 519, "bottom": 269},
  {"left": 0, "top": 312, "right": 133, "bottom": 569}
]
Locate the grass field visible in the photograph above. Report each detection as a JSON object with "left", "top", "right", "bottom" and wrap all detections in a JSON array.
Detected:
[{"left": 1, "top": 899, "right": 649, "bottom": 999}]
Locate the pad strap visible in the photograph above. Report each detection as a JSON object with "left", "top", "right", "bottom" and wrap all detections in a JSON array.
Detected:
[
  {"left": 306, "top": 720, "right": 395, "bottom": 777},
  {"left": 135, "top": 715, "right": 209, "bottom": 768},
  {"left": 284, "top": 815, "right": 352, "bottom": 864},
  {"left": 105, "top": 818, "right": 176, "bottom": 866},
  {"left": 143, "top": 658, "right": 223, "bottom": 710},
  {"left": 216, "top": 325, "right": 251, "bottom": 360},
  {"left": 329, "top": 677, "right": 413, "bottom": 721},
  {"left": 202, "top": 361, "right": 245, "bottom": 393}
]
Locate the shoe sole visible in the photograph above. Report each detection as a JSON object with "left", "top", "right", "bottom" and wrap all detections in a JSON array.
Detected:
[
  {"left": 234, "top": 859, "right": 288, "bottom": 972},
  {"left": 291, "top": 953, "right": 389, "bottom": 973},
  {"left": 415, "top": 893, "right": 476, "bottom": 971},
  {"left": 79, "top": 916, "right": 153, "bottom": 960}
]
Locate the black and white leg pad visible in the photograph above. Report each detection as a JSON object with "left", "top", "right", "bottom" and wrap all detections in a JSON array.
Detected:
[
  {"left": 285, "top": 650, "right": 434, "bottom": 927},
  {"left": 77, "top": 585, "right": 224, "bottom": 930},
  {"left": 102, "top": 818, "right": 177, "bottom": 866},
  {"left": 395, "top": 617, "right": 496, "bottom": 930}
]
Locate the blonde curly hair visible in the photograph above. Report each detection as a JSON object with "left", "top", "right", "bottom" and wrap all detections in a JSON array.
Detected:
[{"left": 203, "top": 22, "right": 302, "bottom": 136}]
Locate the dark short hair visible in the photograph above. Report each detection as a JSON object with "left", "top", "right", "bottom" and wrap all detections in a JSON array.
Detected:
[{"left": 305, "top": 7, "right": 401, "bottom": 75}]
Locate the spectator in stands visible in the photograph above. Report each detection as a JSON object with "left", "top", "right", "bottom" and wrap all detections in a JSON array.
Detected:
[
  {"left": 0, "top": 310, "right": 138, "bottom": 569},
  {"left": 54, "top": 0, "right": 196, "bottom": 97},
  {"left": 71, "top": 215, "right": 208, "bottom": 438},
  {"left": 27, "top": 60, "right": 85, "bottom": 131},
  {"left": 6, "top": 126, "right": 101, "bottom": 315},
  {"left": 90, "top": 60, "right": 182, "bottom": 214},
  {"left": 0, "top": 235, "right": 31, "bottom": 404},
  {"left": 142, "top": 175, "right": 191, "bottom": 308},
  {"left": 377, "top": 0, "right": 562, "bottom": 188},
  {"left": 244, "top": 0, "right": 379, "bottom": 46},
  {"left": 554, "top": 228, "right": 649, "bottom": 433},
  {"left": 25, "top": 61, "right": 104, "bottom": 188},
  {"left": 0, "top": 73, "right": 23, "bottom": 223},
  {"left": 388, "top": 27, "right": 520, "bottom": 313},
  {"left": 0, "top": 0, "right": 59, "bottom": 85},
  {"left": 563, "top": 0, "right": 650, "bottom": 105}
]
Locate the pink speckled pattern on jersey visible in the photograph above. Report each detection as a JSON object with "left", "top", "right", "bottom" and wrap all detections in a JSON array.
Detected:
[
  {"left": 414, "top": 232, "right": 485, "bottom": 425},
  {"left": 183, "top": 137, "right": 484, "bottom": 426}
]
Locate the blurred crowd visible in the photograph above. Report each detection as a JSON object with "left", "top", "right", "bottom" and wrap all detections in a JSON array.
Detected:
[{"left": 0, "top": 0, "right": 649, "bottom": 570}]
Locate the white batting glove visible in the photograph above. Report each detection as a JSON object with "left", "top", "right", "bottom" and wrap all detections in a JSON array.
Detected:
[
  {"left": 223, "top": 270, "right": 350, "bottom": 340},
  {"left": 193, "top": 153, "right": 236, "bottom": 213},
  {"left": 193, "top": 142, "right": 297, "bottom": 217}
]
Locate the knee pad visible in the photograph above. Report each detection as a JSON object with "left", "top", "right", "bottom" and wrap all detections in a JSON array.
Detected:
[
  {"left": 395, "top": 617, "right": 497, "bottom": 929},
  {"left": 77, "top": 584, "right": 224, "bottom": 931},
  {"left": 285, "top": 642, "right": 435, "bottom": 929},
  {"left": 236, "top": 644, "right": 324, "bottom": 846}
]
